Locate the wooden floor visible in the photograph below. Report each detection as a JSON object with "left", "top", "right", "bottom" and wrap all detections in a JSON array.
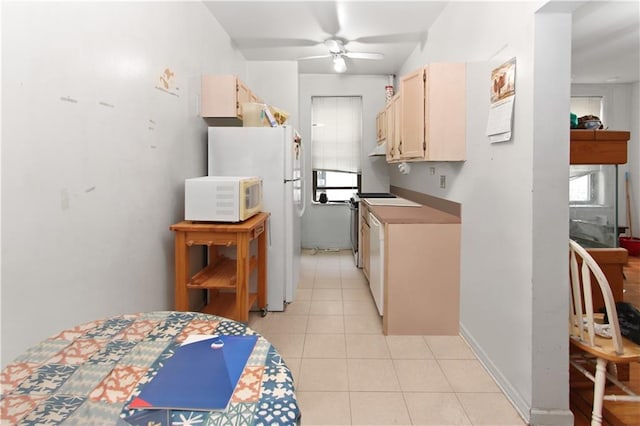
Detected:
[{"left": 570, "top": 255, "right": 640, "bottom": 425}]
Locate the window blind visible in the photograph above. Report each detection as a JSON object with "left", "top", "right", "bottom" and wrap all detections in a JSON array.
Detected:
[
  {"left": 571, "top": 96, "right": 604, "bottom": 120},
  {"left": 311, "top": 96, "right": 362, "bottom": 173}
]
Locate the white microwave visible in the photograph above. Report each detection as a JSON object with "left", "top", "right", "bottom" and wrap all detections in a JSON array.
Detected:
[{"left": 184, "top": 176, "right": 263, "bottom": 222}]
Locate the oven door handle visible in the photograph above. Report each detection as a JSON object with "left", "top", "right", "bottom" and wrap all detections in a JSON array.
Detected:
[{"left": 349, "top": 201, "right": 358, "bottom": 253}]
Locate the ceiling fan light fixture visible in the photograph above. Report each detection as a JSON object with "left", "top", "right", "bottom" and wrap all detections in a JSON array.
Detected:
[
  {"left": 325, "top": 38, "right": 343, "bottom": 54},
  {"left": 333, "top": 55, "right": 347, "bottom": 73}
]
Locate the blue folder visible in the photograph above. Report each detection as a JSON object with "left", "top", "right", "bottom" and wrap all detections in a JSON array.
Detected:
[{"left": 129, "top": 335, "right": 258, "bottom": 411}]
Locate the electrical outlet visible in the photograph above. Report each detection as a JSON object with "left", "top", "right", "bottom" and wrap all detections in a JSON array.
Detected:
[
  {"left": 440, "top": 175, "right": 446, "bottom": 189},
  {"left": 430, "top": 167, "right": 436, "bottom": 175}
]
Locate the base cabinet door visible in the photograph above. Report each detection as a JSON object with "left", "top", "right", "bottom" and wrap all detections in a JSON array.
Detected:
[{"left": 383, "top": 222, "right": 460, "bottom": 335}]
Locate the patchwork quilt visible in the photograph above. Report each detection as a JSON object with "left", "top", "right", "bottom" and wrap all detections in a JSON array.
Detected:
[{"left": 1, "top": 311, "right": 299, "bottom": 425}]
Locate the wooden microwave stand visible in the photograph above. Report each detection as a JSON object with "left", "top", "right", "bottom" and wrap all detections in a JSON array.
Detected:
[{"left": 169, "top": 212, "right": 269, "bottom": 322}]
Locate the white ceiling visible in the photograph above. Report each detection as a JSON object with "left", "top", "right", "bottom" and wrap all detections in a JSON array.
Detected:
[
  {"left": 204, "top": 1, "right": 446, "bottom": 75},
  {"left": 204, "top": 1, "right": 640, "bottom": 84},
  {"left": 571, "top": 1, "right": 639, "bottom": 84}
]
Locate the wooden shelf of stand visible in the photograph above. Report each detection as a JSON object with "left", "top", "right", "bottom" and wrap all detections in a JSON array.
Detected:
[
  {"left": 202, "top": 291, "right": 259, "bottom": 320},
  {"left": 570, "top": 130, "right": 630, "bottom": 165},
  {"left": 187, "top": 256, "right": 257, "bottom": 289}
]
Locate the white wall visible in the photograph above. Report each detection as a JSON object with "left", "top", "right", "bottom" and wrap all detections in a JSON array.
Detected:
[
  {"left": 571, "top": 83, "right": 638, "bottom": 234},
  {"left": 299, "top": 74, "right": 390, "bottom": 249},
  {"left": 247, "top": 61, "right": 300, "bottom": 130},
  {"left": 390, "top": 2, "right": 573, "bottom": 424},
  {"left": 1, "top": 1, "right": 247, "bottom": 366}
]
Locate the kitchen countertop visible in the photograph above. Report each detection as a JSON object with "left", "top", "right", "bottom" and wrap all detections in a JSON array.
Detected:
[{"left": 363, "top": 199, "right": 461, "bottom": 224}]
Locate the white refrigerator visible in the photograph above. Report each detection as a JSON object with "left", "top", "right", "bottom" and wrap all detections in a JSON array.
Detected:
[{"left": 208, "top": 126, "right": 305, "bottom": 312}]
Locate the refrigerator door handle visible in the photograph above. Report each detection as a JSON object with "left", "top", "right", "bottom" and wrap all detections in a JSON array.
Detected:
[{"left": 298, "top": 140, "right": 306, "bottom": 217}]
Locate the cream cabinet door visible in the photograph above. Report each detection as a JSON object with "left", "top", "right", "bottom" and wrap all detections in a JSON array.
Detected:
[
  {"left": 424, "top": 63, "right": 466, "bottom": 161},
  {"left": 386, "top": 94, "right": 401, "bottom": 163},
  {"left": 394, "top": 63, "right": 466, "bottom": 162},
  {"left": 376, "top": 110, "right": 387, "bottom": 143},
  {"left": 236, "top": 79, "right": 252, "bottom": 118},
  {"left": 399, "top": 68, "right": 425, "bottom": 159},
  {"left": 393, "top": 94, "right": 402, "bottom": 158},
  {"left": 201, "top": 75, "right": 238, "bottom": 118},
  {"left": 202, "top": 75, "right": 255, "bottom": 121},
  {"left": 249, "top": 91, "right": 262, "bottom": 104}
]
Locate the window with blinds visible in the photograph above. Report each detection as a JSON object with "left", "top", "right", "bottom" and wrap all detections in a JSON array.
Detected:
[
  {"left": 571, "top": 96, "right": 604, "bottom": 121},
  {"left": 569, "top": 96, "right": 604, "bottom": 205},
  {"left": 311, "top": 96, "right": 362, "bottom": 202}
]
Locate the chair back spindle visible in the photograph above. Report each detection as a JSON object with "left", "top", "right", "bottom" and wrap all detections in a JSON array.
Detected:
[
  {"left": 569, "top": 240, "right": 624, "bottom": 355},
  {"left": 569, "top": 239, "right": 640, "bottom": 426}
]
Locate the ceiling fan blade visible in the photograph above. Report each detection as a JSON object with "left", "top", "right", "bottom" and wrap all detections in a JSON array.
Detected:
[
  {"left": 232, "top": 37, "right": 320, "bottom": 49},
  {"left": 343, "top": 52, "right": 384, "bottom": 60},
  {"left": 297, "top": 54, "right": 333, "bottom": 61},
  {"left": 310, "top": 1, "right": 341, "bottom": 36},
  {"left": 352, "top": 32, "right": 427, "bottom": 45}
]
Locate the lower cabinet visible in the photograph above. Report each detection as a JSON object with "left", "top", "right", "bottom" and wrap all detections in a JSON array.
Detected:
[{"left": 382, "top": 222, "right": 461, "bottom": 335}]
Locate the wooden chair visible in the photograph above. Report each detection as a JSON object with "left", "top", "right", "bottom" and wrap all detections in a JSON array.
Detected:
[{"left": 568, "top": 239, "right": 640, "bottom": 425}]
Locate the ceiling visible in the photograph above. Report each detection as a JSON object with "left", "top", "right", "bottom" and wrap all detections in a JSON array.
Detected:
[
  {"left": 204, "top": 1, "right": 446, "bottom": 75},
  {"left": 204, "top": 1, "right": 639, "bottom": 84},
  {"left": 571, "top": 1, "right": 639, "bottom": 84}
]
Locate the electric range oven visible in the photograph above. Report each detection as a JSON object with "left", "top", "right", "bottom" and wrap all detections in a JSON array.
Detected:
[{"left": 349, "top": 192, "right": 396, "bottom": 267}]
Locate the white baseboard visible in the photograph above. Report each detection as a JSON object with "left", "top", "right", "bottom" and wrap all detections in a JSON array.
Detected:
[
  {"left": 459, "top": 324, "right": 573, "bottom": 426},
  {"left": 529, "top": 408, "right": 574, "bottom": 425}
]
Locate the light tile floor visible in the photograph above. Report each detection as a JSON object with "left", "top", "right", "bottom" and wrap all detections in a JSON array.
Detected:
[{"left": 248, "top": 249, "right": 526, "bottom": 426}]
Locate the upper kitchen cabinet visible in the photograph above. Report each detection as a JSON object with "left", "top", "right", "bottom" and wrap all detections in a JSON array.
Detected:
[
  {"left": 201, "top": 75, "right": 262, "bottom": 125},
  {"left": 386, "top": 94, "right": 401, "bottom": 163},
  {"left": 399, "top": 63, "right": 466, "bottom": 162},
  {"left": 376, "top": 109, "right": 387, "bottom": 143}
]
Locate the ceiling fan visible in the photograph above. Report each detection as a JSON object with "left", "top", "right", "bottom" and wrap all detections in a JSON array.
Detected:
[{"left": 297, "top": 38, "right": 384, "bottom": 73}]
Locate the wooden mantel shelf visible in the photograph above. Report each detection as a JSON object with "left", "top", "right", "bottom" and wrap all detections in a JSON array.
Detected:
[{"left": 570, "top": 129, "right": 630, "bottom": 165}]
